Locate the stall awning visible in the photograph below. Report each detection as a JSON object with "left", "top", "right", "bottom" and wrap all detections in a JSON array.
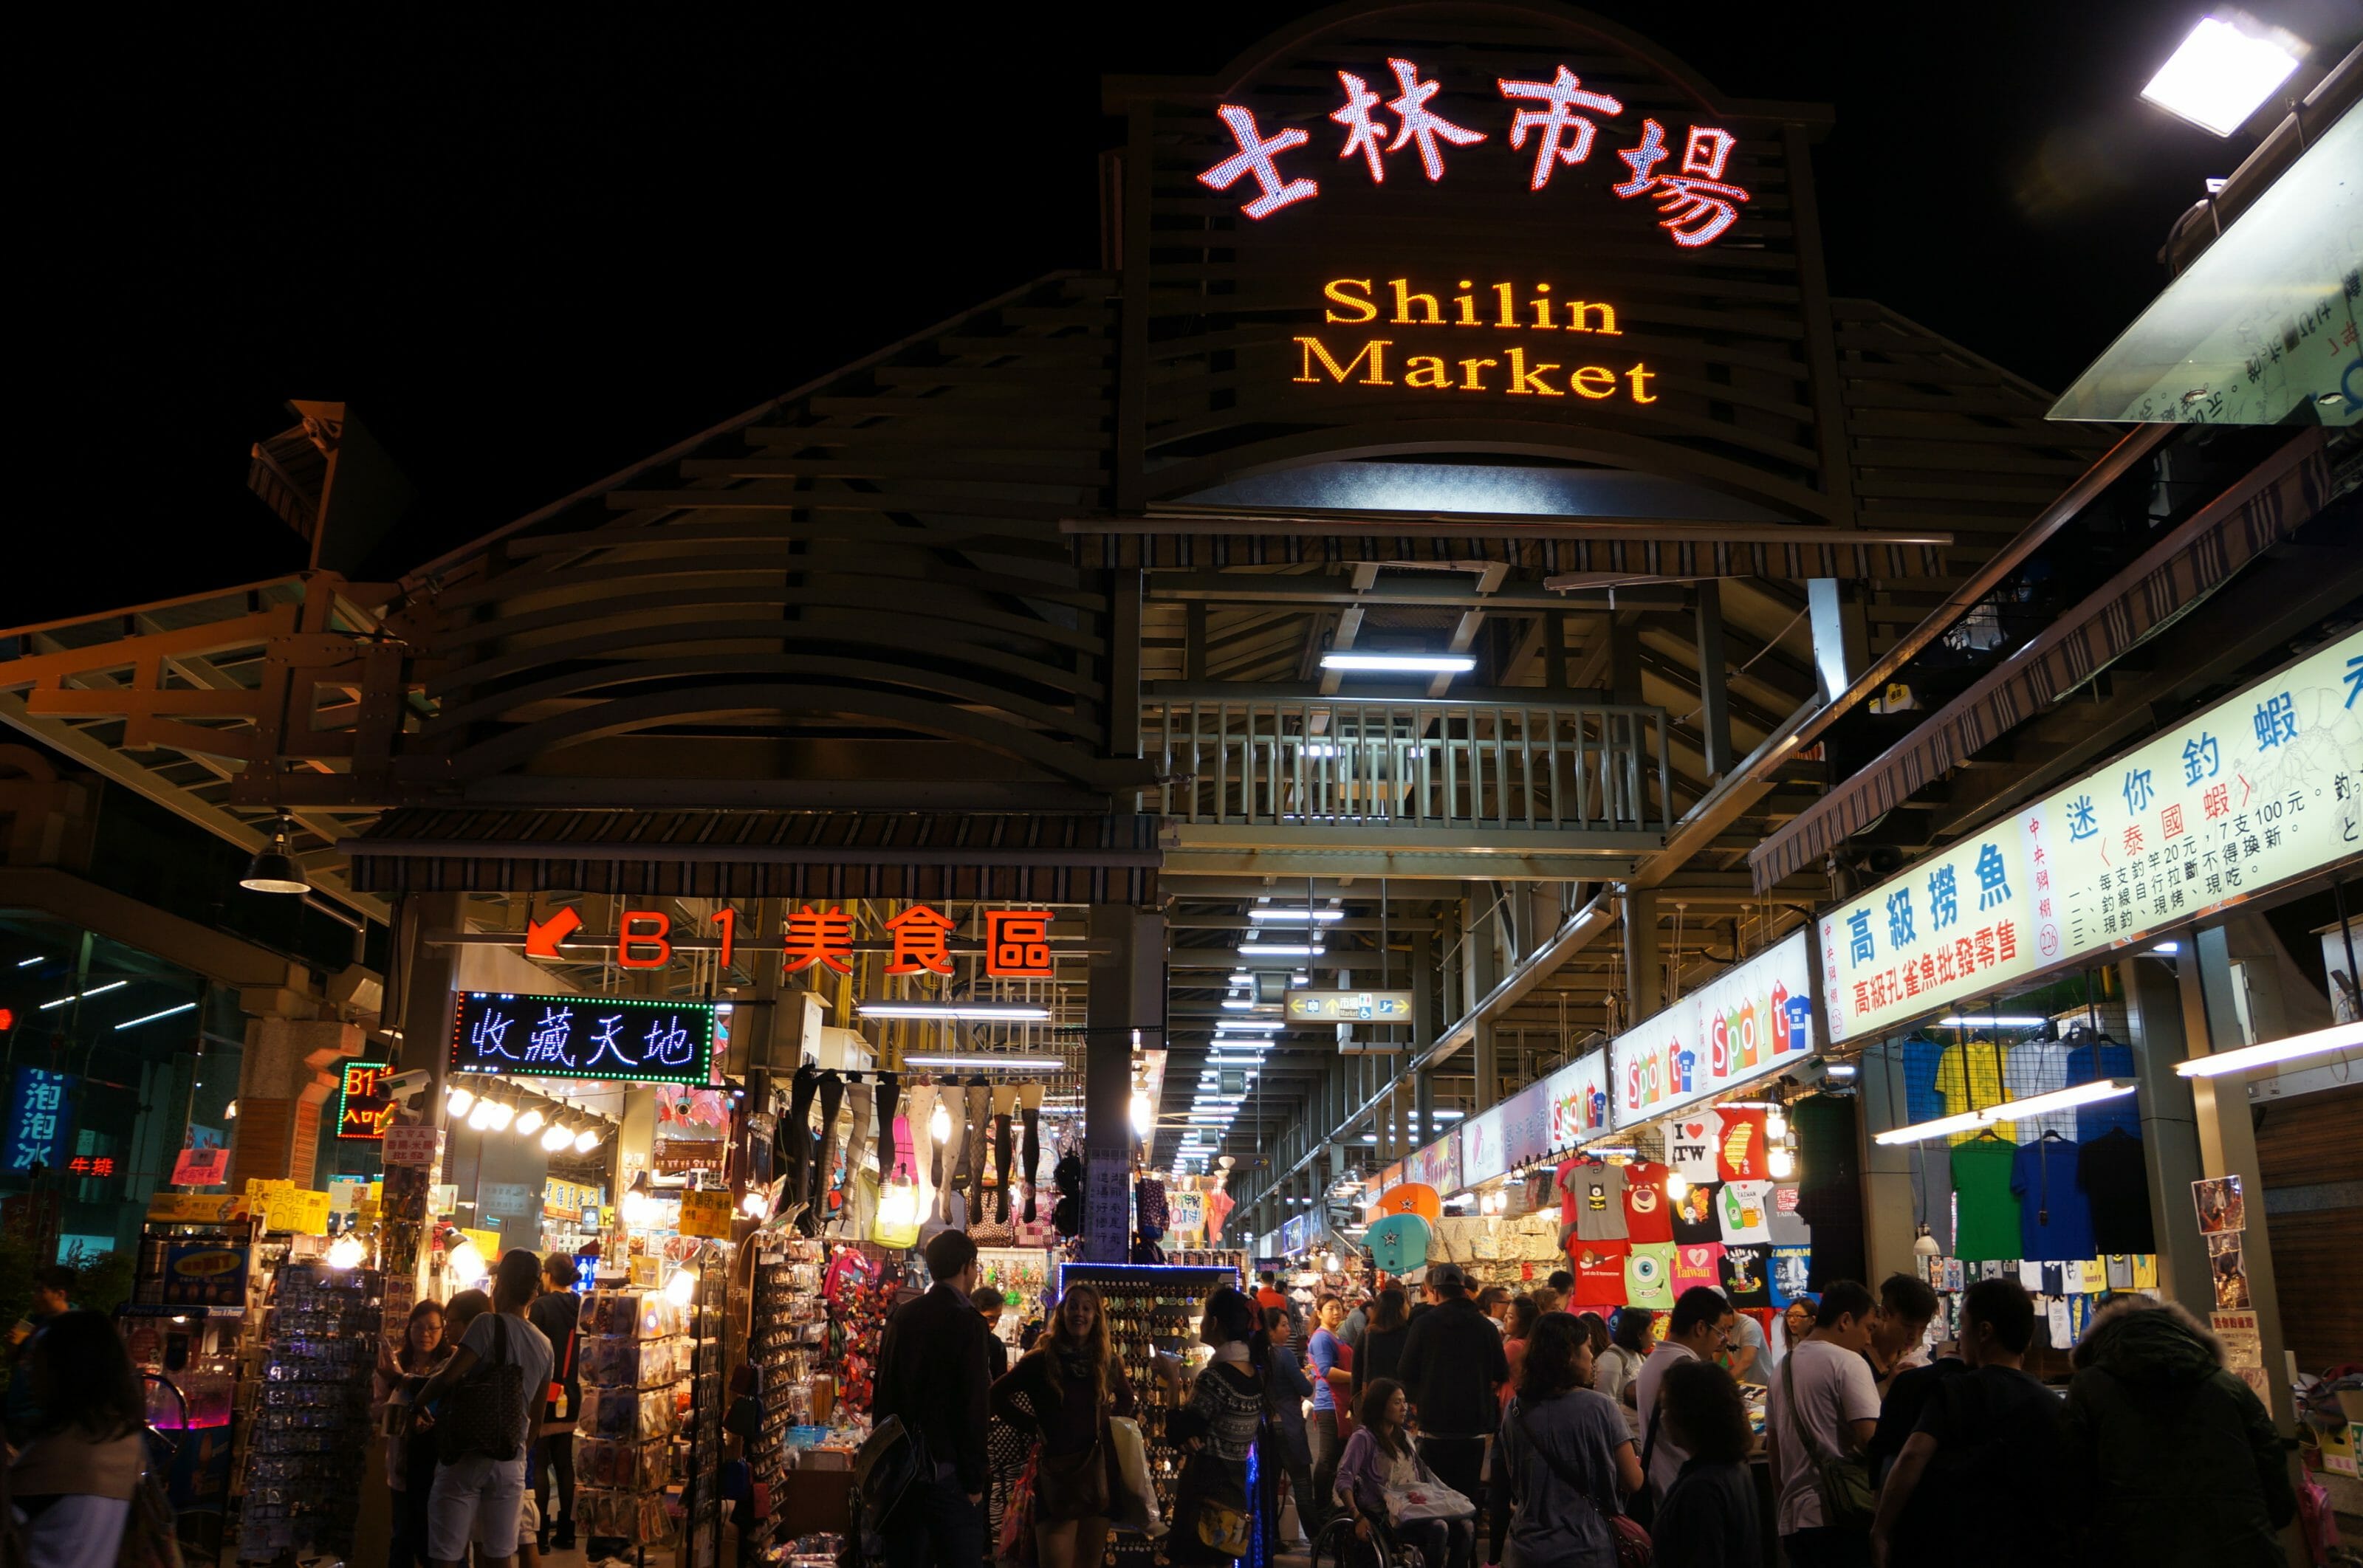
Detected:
[
  {"left": 1749, "top": 431, "right": 2335, "bottom": 890},
  {"left": 342, "top": 809, "right": 1161, "bottom": 904}
]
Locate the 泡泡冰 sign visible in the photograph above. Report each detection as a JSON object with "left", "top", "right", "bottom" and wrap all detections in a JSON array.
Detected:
[
  {"left": 1822, "top": 629, "right": 2363, "bottom": 1042},
  {"left": 4, "top": 1067, "right": 74, "bottom": 1172},
  {"left": 1611, "top": 932, "right": 1816, "bottom": 1125},
  {"left": 451, "top": 991, "right": 716, "bottom": 1086}
]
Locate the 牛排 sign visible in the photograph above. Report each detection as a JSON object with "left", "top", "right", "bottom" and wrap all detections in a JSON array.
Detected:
[
  {"left": 450, "top": 991, "right": 716, "bottom": 1087},
  {"left": 1201, "top": 58, "right": 1751, "bottom": 249}
]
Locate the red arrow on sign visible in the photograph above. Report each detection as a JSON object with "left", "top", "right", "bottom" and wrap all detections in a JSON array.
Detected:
[{"left": 525, "top": 906, "right": 583, "bottom": 957}]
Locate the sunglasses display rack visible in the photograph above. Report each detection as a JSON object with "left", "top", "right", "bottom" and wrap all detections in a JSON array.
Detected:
[
  {"left": 1054, "top": 1262, "right": 1238, "bottom": 1568},
  {"left": 235, "top": 1260, "right": 383, "bottom": 1563},
  {"left": 747, "top": 1235, "right": 829, "bottom": 1561}
]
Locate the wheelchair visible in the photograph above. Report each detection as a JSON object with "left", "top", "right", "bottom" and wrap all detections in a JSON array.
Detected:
[{"left": 1308, "top": 1488, "right": 1430, "bottom": 1568}]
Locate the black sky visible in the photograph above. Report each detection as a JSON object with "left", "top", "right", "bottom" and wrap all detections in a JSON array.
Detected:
[{"left": 13, "top": 1, "right": 2354, "bottom": 626}]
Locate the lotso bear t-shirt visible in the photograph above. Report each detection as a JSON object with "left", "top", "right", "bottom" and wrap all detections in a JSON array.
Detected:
[{"left": 1619, "top": 1160, "right": 1674, "bottom": 1244}]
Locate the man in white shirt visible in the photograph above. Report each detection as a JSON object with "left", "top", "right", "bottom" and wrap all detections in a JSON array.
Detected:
[
  {"left": 1766, "top": 1279, "right": 1882, "bottom": 1568},
  {"left": 1633, "top": 1285, "right": 1737, "bottom": 1500}
]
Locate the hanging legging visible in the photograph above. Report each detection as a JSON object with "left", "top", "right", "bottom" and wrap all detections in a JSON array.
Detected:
[
  {"left": 807, "top": 1072, "right": 845, "bottom": 1234},
  {"left": 777, "top": 1065, "right": 820, "bottom": 1215},
  {"left": 963, "top": 1082, "right": 991, "bottom": 1218},
  {"left": 874, "top": 1073, "right": 901, "bottom": 1175},
  {"left": 992, "top": 1113, "right": 1015, "bottom": 1223},
  {"left": 1020, "top": 1085, "right": 1043, "bottom": 1223},
  {"left": 845, "top": 1079, "right": 874, "bottom": 1186}
]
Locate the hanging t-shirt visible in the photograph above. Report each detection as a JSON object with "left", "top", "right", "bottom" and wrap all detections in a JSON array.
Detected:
[
  {"left": 1568, "top": 1163, "right": 1630, "bottom": 1243},
  {"left": 1619, "top": 1161, "right": 1674, "bottom": 1244},
  {"left": 1901, "top": 1034, "right": 1947, "bottom": 1124},
  {"left": 1664, "top": 1112, "right": 1722, "bottom": 1185},
  {"left": 2045, "top": 1297, "right": 2071, "bottom": 1348},
  {"left": 1554, "top": 1157, "right": 1585, "bottom": 1228},
  {"left": 1769, "top": 1245, "right": 1812, "bottom": 1307},
  {"left": 1569, "top": 1241, "right": 1630, "bottom": 1309},
  {"left": 1719, "top": 1243, "right": 1772, "bottom": 1307},
  {"left": 2133, "top": 1255, "right": 2158, "bottom": 1290},
  {"left": 1624, "top": 1242, "right": 1676, "bottom": 1310},
  {"left": 1949, "top": 1137, "right": 2023, "bottom": 1263},
  {"left": 1670, "top": 1181, "right": 1723, "bottom": 1245},
  {"left": 1768, "top": 1185, "right": 1811, "bottom": 1245},
  {"left": 1937, "top": 1038, "right": 2014, "bottom": 1144},
  {"left": 1718, "top": 1179, "right": 1774, "bottom": 1245},
  {"left": 2065, "top": 1035, "right": 2139, "bottom": 1141},
  {"left": 2077, "top": 1129, "right": 2155, "bottom": 1255},
  {"left": 2018, "top": 1261, "right": 2044, "bottom": 1292},
  {"left": 2003, "top": 1037, "right": 2076, "bottom": 1141},
  {"left": 1715, "top": 1109, "right": 1770, "bottom": 1180},
  {"left": 1673, "top": 1242, "right": 1724, "bottom": 1293},
  {"left": 2010, "top": 1138, "right": 2095, "bottom": 1262}
]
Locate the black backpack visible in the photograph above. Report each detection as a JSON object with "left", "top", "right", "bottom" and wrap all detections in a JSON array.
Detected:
[{"left": 1916, "top": 1371, "right": 2065, "bottom": 1567}]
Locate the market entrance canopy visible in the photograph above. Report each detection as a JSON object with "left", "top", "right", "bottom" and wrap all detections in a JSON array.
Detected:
[{"left": 2048, "top": 96, "right": 2360, "bottom": 427}]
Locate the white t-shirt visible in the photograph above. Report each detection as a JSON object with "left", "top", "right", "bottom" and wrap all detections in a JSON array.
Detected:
[
  {"left": 459, "top": 1308, "right": 555, "bottom": 1455},
  {"left": 1664, "top": 1111, "right": 1721, "bottom": 1184},
  {"left": 1633, "top": 1339, "right": 1698, "bottom": 1498},
  {"left": 1718, "top": 1180, "right": 1774, "bottom": 1245},
  {"left": 1769, "top": 1338, "right": 1880, "bottom": 1533}
]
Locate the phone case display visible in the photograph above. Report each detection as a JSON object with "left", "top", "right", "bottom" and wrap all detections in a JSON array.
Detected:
[
  {"left": 1058, "top": 1262, "right": 1236, "bottom": 1562},
  {"left": 748, "top": 1237, "right": 829, "bottom": 1560},
  {"left": 237, "top": 1262, "right": 383, "bottom": 1562},
  {"left": 577, "top": 1285, "right": 690, "bottom": 1547}
]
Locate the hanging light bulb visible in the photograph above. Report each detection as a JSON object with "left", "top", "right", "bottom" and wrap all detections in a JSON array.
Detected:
[
  {"left": 1768, "top": 1145, "right": 1797, "bottom": 1180},
  {"left": 224, "top": 1099, "right": 238, "bottom": 1121},
  {"left": 447, "top": 1085, "right": 475, "bottom": 1117},
  {"left": 1129, "top": 1090, "right": 1152, "bottom": 1138},
  {"left": 514, "top": 1107, "right": 545, "bottom": 1137},
  {"left": 446, "top": 1238, "right": 488, "bottom": 1286},
  {"left": 741, "top": 1189, "right": 770, "bottom": 1220},
  {"left": 1913, "top": 1223, "right": 1941, "bottom": 1258},
  {"left": 1664, "top": 1169, "right": 1690, "bottom": 1203},
  {"left": 930, "top": 1101, "right": 953, "bottom": 1144},
  {"left": 1766, "top": 1106, "right": 1789, "bottom": 1141},
  {"left": 541, "top": 1121, "right": 575, "bottom": 1152},
  {"left": 665, "top": 1265, "right": 700, "bottom": 1306},
  {"left": 484, "top": 1098, "right": 515, "bottom": 1131},
  {"left": 467, "top": 1098, "right": 498, "bottom": 1130},
  {"left": 326, "top": 1234, "right": 367, "bottom": 1269},
  {"left": 573, "top": 1127, "right": 603, "bottom": 1155}
]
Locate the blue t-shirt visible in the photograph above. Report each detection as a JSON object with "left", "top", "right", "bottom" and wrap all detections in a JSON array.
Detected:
[
  {"left": 2065, "top": 1038, "right": 2139, "bottom": 1140},
  {"left": 1309, "top": 1328, "right": 1342, "bottom": 1413},
  {"left": 2009, "top": 1139, "right": 2094, "bottom": 1262}
]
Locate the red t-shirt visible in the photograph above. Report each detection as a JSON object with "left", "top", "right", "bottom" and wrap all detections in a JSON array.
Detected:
[
  {"left": 1567, "top": 1239, "right": 1630, "bottom": 1309},
  {"left": 1554, "top": 1156, "right": 1583, "bottom": 1228},
  {"left": 1619, "top": 1160, "right": 1675, "bottom": 1244},
  {"left": 1715, "top": 1110, "right": 1770, "bottom": 1181}
]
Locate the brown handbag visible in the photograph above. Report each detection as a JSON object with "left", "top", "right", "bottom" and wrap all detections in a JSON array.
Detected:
[{"left": 1032, "top": 1433, "right": 1110, "bottom": 1519}]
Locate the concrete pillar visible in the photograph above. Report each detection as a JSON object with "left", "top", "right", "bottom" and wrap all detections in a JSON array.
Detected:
[
  {"left": 1695, "top": 581, "right": 1733, "bottom": 779},
  {"left": 2184, "top": 926, "right": 2297, "bottom": 1428},
  {"left": 1086, "top": 904, "right": 1165, "bottom": 1262},
  {"left": 2119, "top": 953, "right": 2210, "bottom": 1311},
  {"left": 230, "top": 1012, "right": 364, "bottom": 1191},
  {"left": 1622, "top": 887, "right": 1661, "bottom": 1025}
]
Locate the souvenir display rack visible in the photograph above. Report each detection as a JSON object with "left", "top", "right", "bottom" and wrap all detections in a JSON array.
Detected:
[
  {"left": 576, "top": 1288, "right": 693, "bottom": 1551},
  {"left": 236, "top": 1260, "right": 383, "bottom": 1563},
  {"left": 1056, "top": 1262, "right": 1236, "bottom": 1565},
  {"left": 682, "top": 1243, "right": 732, "bottom": 1568},
  {"left": 125, "top": 1211, "right": 261, "bottom": 1559},
  {"left": 747, "top": 1236, "right": 829, "bottom": 1561},
  {"left": 975, "top": 1245, "right": 1054, "bottom": 1345}
]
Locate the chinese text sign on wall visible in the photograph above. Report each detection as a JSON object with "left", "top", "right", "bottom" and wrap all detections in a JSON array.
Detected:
[
  {"left": 1823, "top": 630, "right": 2363, "bottom": 1042},
  {"left": 1611, "top": 932, "right": 1817, "bottom": 1126},
  {"left": 450, "top": 993, "right": 716, "bottom": 1087},
  {"left": 4, "top": 1068, "right": 73, "bottom": 1172}
]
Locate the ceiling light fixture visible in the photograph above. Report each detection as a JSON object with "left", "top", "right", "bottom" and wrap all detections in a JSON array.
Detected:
[
  {"left": 573, "top": 1127, "right": 603, "bottom": 1155},
  {"left": 1873, "top": 1079, "right": 2139, "bottom": 1145},
  {"left": 2140, "top": 13, "right": 2305, "bottom": 137},
  {"left": 899, "top": 1055, "right": 1065, "bottom": 1070},
  {"left": 856, "top": 1002, "right": 1052, "bottom": 1021},
  {"left": 239, "top": 816, "right": 311, "bottom": 895},
  {"left": 2175, "top": 1020, "right": 2362, "bottom": 1078},
  {"left": 112, "top": 1001, "right": 197, "bottom": 1031},
  {"left": 1318, "top": 653, "right": 1478, "bottom": 674},
  {"left": 1247, "top": 908, "right": 1344, "bottom": 924}
]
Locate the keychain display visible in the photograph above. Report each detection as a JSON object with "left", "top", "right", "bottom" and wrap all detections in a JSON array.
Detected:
[{"left": 237, "top": 1261, "right": 382, "bottom": 1561}]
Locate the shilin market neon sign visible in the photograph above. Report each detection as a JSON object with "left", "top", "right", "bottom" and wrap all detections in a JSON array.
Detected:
[{"left": 1200, "top": 55, "right": 1750, "bottom": 249}]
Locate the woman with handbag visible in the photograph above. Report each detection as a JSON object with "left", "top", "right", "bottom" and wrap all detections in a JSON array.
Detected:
[
  {"left": 1335, "top": 1378, "right": 1474, "bottom": 1568},
  {"left": 1492, "top": 1312, "right": 1645, "bottom": 1568},
  {"left": 1167, "top": 1287, "right": 1272, "bottom": 1568},
  {"left": 990, "top": 1282, "right": 1136, "bottom": 1568},
  {"left": 6, "top": 1310, "right": 150, "bottom": 1568}
]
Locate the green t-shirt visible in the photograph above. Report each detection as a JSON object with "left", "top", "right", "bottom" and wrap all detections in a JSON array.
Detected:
[{"left": 1950, "top": 1137, "right": 2023, "bottom": 1262}]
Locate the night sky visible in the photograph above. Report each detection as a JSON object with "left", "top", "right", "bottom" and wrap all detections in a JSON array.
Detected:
[{"left": 15, "top": 1, "right": 2353, "bottom": 625}]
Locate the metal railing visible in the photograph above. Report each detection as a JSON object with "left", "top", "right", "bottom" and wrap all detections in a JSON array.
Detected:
[{"left": 1145, "top": 696, "right": 1673, "bottom": 833}]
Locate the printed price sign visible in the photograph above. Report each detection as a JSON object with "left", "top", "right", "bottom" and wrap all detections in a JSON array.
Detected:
[
  {"left": 678, "top": 1188, "right": 735, "bottom": 1239},
  {"left": 171, "top": 1146, "right": 230, "bottom": 1186},
  {"left": 382, "top": 1124, "right": 444, "bottom": 1169}
]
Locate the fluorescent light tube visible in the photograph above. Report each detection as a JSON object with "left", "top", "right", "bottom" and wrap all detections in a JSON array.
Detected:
[
  {"left": 857, "top": 1002, "right": 1052, "bottom": 1021},
  {"left": 1319, "top": 653, "right": 1478, "bottom": 673},
  {"left": 1248, "top": 908, "right": 1343, "bottom": 923},
  {"left": 2175, "top": 1021, "right": 2362, "bottom": 1078},
  {"left": 1874, "top": 1078, "right": 2139, "bottom": 1145},
  {"left": 901, "top": 1054, "right": 1065, "bottom": 1070}
]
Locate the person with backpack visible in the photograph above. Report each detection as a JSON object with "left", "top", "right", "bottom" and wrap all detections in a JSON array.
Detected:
[
  {"left": 1868, "top": 1276, "right": 2061, "bottom": 1568},
  {"left": 873, "top": 1228, "right": 995, "bottom": 1568},
  {"left": 1492, "top": 1311, "right": 1643, "bottom": 1568},
  {"left": 7, "top": 1310, "right": 150, "bottom": 1568},
  {"left": 1649, "top": 1358, "right": 1761, "bottom": 1568},
  {"left": 527, "top": 1254, "right": 583, "bottom": 1552},
  {"left": 1764, "top": 1279, "right": 1880, "bottom": 1568},
  {"left": 416, "top": 1249, "right": 554, "bottom": 1568}
]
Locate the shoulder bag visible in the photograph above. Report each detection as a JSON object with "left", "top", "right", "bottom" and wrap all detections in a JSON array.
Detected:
[
  {"left": 1780, "top": 1348, "right": 1874, "bottom": 1530},
  {"left": 438, "top": 1313, "right": 525, "bottom": 1463},
  {"left": 1623, "top": 1398, "right": 1662, "bottom": 1527},
  {"left": 1514, "top": 1400, "right": 1652, "bottom": 1568},
  {"left": 854, "top": 1413, "right": 931, "bottom": 1522}
]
